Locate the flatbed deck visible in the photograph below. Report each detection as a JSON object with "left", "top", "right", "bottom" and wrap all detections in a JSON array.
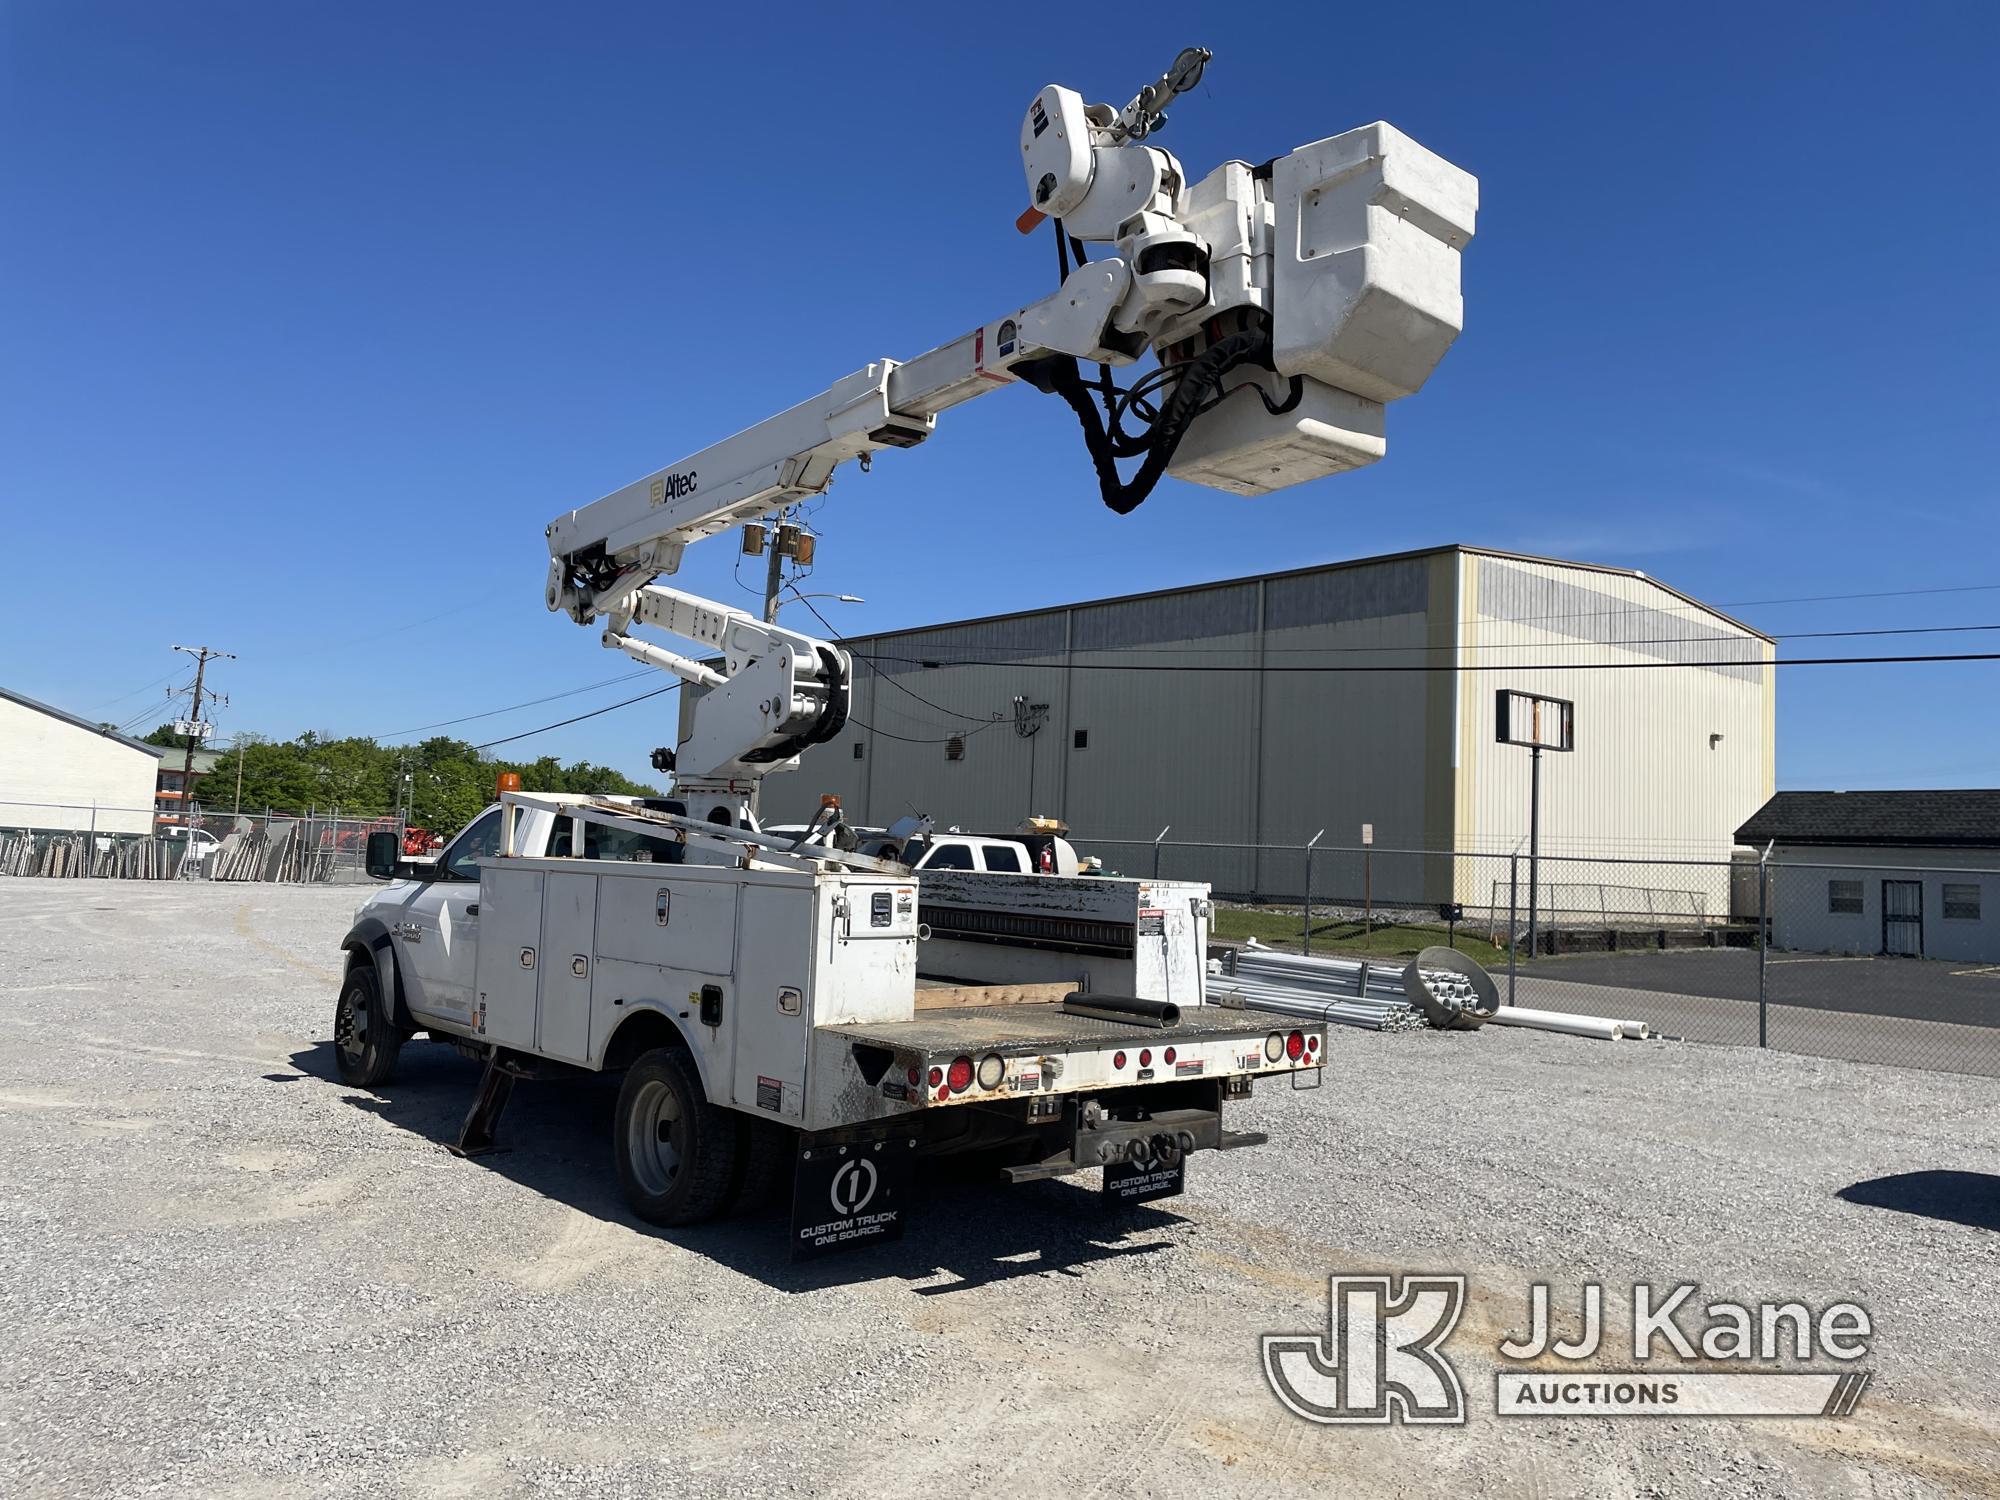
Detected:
[{"left": 820, "top": 1001, "right": 1300, "bottom": 1055}]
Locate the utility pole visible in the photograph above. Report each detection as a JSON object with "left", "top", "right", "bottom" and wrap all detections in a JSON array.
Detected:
[
  {"left": 170, "top": 644, "right": 233, "bottom": 828},
  {"left": 742, "top": 518, "right": 816, "bottom": 623}
]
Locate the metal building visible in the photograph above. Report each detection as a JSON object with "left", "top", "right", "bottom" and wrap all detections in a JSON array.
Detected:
[
  {"left": 751, "top": 545, "right": 1776, "bottom": 902},
  {"left": 0, "top": 687, "right": 166, "bottom": 836}
]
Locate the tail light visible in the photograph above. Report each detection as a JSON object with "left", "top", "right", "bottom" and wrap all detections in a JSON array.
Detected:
[
  {"left": 946, "top": 1056, "right": 974, "bottom": 1093},
  {"left": 975, "top": 1053, "right": 1006, "bottom": 1090},
  {"left": 1138, "top": 1048, "right": 1152, "bottom": 1068},
  {"left": 1306, "top": 1035, "right": 1320, "bottom": 1054},
  {"left": 1264, "top": 1032, "right": 1285, "bottom": 1062},
  {"left": 927, "top": 1066, "right": 944, "bottom": 1089},
  {"left": 1163, "top": 1046, "right": 1177, "bottom": 1065},
  {"left": 1112, "top": 1050, "right": 1127, "bottom": 1070},
  {"left": 1285, "top": 1031, "right": 1305, "bottom": 1061},
  {"left": 907, "top": 1065, "right": 921, "bottom": 1086}
]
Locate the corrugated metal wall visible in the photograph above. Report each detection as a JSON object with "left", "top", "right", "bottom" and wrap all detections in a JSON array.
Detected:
[
  {"left": 753, "top": 548, "right": 1776, "bottom": 902},
  {"left": 1453, "top": 554, "right": 1775, "bottom": 907}
]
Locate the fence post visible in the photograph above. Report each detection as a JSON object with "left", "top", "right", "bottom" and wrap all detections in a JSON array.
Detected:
[
  {"left": 1757, "top": 844, "right": 1771, "bottom": 1048},
  {"left": 1151, "top": 824, "right": 1170, "bottom": 881},
  {"left": 1302, "top": 829, "right": 1324, "bottom": 956},
  {"left": 88, "top": 802, "right": 97, "bottom": 878},
  {"left": 1507, "top": 853, "right": 1519, "bottom": 1008}
]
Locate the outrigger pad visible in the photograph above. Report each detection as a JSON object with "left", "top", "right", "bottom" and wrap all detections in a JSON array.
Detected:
[
  {"left": 791, "top": 1134, "right": 916, "bottom": 1261},
  {"left": 449, "top": 1049, "right": 518, "bottom": 1158}
]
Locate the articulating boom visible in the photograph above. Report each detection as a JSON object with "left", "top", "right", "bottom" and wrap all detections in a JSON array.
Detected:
[{"left": 543, "top": 49, "right": 1477, "bottom": 825}]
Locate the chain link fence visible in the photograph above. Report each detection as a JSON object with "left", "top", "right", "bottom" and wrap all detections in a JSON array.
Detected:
[
  {"left": 0, "top": 800, "right": 404, "bottom": 884},
  {"left": 1078, "top": 834, "right": 2000, "bottom": 1080}
]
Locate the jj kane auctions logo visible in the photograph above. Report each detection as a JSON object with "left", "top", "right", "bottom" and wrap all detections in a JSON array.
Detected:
[{"left": 1263, "top": 1276, "right": 1873, "bottom": 1424}]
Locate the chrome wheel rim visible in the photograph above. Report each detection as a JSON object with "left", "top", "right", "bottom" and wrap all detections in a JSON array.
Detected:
[
  {"left": 335, "top": 983, "right": 370, "bottom": 1064},
  {"left": 627, "top": 1079, "right": 683, "bottom": 1196}
]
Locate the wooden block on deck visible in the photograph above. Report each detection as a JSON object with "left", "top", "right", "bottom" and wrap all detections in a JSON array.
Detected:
[{"left": 913, "top": 981, "right": 1075, "bottom": 1011}]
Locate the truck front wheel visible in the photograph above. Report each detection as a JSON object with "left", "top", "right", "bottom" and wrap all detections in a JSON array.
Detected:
[
  {"left": 614, "top": 1047, "right": 740, "bottom": 1226},
  {"left": 332, "top": 962, "right": 402, "bottom": 1088}
]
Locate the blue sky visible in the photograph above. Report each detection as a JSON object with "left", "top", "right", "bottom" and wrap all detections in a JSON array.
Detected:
[{"left": 3, "top": 2, "right": 1996, "bottom": 790}]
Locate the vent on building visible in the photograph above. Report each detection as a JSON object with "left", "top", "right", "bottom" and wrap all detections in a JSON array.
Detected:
[
  {"left": 945, "top": 735, "right": 965, "bottom": 762},
  {"left": 852, "top": 742, "right": 864, "bottom": 759},
  {"left": 1073, "top": 729, "right": 1088, "bottom": 749}
]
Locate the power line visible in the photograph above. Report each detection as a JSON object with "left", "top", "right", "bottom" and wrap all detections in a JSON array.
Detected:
[
  {"left": 88, "top": 671, "right": 184, "bottom": 714},
  {"left": 472, "top": 683, "right": 679, "bottom": 751},
  {"left": 370, "top": 670, "right": 654, "bottom": 739},
  {"left": 787, "top": 588, "right": 997, "bottom": 727},
  {"left": 845, "top": 712, "right": 1009, "bottom": 746},
  {"left": 857, "top": 650, "right": 2000, "bottom": 675}
]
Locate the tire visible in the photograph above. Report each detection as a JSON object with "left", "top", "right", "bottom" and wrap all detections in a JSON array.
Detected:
[
  {"left": 727, "top": 1117, "right": 796, "bottom": 1211},
  {"left": 613, "top": 1047, "right": 741, "bottom": 1226},
  {"left": 333, "top": 961, "right": 402, "bottom": 1088}
]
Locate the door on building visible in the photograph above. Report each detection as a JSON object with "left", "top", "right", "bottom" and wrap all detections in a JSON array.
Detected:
[{"left": 1882, "top": 879, "right": 1923, "bottom": 957}]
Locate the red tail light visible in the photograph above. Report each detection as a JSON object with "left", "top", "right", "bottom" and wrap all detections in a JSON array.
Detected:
[
  {"left": 1138, "top": 1048, "right": 1152, "bottom": 1067},
  {"left": 1285, "top": 1031, "right": 1305, "bottom": 1061},
  {"left": 927, "top": 1066, "right": 943, "bottom": 1089},
  {"left": 946, "top": 1055, "right": 974, "bottom": 1093},
  {"left": 1163, "top": 1047, "right": 1177, "bottom": 1065},
  {"left": 1112, "top": 1050, "right": 1127, "bottom": 1070},
  {"left": 1306, "top": 1035, "right": 1320, "bottom": 1054},
  {"left": 907, "top": 1065, "right": 921, "bottom": 1085}
]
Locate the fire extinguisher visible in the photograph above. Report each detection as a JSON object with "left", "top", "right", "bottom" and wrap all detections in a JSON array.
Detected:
[{"left": 1038, "top": 842, "right": 1054, "bottom": 873}]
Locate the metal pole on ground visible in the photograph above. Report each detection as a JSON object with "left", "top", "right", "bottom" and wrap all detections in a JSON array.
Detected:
[
  {"left": 1757, "top": 842, "right": 1771, "bottom": 1048},
  {"left": 1302, "top": 829, "right": 1324, "bottom": 956},
  {"left": 1526, "top": 745, "right": 1542, "bottom": 964},
  {"left": 1508, "top": 853, "right": 1519, "bottom": 1008},
  {"left": 1151, "top": 825, "right": 1170, "bottom": 881}
]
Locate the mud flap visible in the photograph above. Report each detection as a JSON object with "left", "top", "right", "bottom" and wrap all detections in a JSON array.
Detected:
[
  {"left": 790, "top": 1133, "right": 917, "bottom": 1261},
  {"left": 1103, "top": 1157, "right": 1186, "bottom": 1206}
]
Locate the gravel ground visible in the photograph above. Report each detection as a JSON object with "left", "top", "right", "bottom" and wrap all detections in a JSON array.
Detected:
[{"left": 2, "top": 878, "right": 1997, "bottom": 1499}]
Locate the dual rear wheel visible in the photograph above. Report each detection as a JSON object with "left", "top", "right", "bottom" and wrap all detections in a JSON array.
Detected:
[{"left": 613, "top": 1047, "right": 792, "bottom": 1226}]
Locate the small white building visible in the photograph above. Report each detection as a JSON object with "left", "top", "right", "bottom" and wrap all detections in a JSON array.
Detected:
[
  {"left": 0, "top": 687, "right": 166, "bottom": 837},
  {"left": 1738, "top": 791, "right": 2000, "bottom": 962}
]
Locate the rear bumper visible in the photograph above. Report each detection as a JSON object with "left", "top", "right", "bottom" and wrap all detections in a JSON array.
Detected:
[{"left": 1001, "top": 1095, "right": 1268, "bottom": 1182}]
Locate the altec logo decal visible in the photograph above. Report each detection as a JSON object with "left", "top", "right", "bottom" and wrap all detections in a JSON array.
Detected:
[{"left": 1263, "top": 1276, "right": 1875, "bottom": 1426}]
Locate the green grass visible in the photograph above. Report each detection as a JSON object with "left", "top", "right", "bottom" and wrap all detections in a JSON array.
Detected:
[{"left": 1210, "top": 907, "right": 1508, "bottom": 967}]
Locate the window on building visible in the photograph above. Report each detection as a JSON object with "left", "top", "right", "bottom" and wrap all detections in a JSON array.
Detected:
[
  {"left": 1944, "top": 883, "right": 1982, "bottom": 921},
  {"left": 1073, "top": 729, "right": 1089, "bottom": 749},
  {"left": 980, "top": 844, "right": 1025, "bottom": 873},
  {"left": 1827, "top": 879, "right": 1863, "bottom": 916}
]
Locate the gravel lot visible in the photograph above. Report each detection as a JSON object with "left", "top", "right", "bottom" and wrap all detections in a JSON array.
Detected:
[{"left": 3, "top": 878, "right": 1998, "bottom": 1499}]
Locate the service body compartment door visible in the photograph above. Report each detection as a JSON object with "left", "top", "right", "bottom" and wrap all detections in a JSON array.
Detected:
[
  {"left": 473, "top": 867, "right": 544, "bottom": 1049},
  {"left": 538, "top": 872, "right": 598, "bottom": 1064},
  {"left": 732, "top": 883, "right": 812, "bottom": 1122}
]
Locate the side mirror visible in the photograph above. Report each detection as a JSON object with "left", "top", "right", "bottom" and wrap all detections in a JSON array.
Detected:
[{"left": 364, "top": 830, "right": 401, "bottom": 881}]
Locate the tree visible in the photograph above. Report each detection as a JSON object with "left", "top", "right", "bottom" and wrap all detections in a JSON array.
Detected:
[{"left": 188, "top": 731, "right": 662, "bottom": 836}]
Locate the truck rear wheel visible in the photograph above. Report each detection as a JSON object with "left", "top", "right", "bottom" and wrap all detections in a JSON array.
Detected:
[
  {"left": 614, "top": 1047, "right": 740, "bottom": 1226},
  {"left": 332, "top": 962, "right": 402, "bottom": 1088}
]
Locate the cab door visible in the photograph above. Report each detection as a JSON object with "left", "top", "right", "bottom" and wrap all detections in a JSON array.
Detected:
[{"left": 396, "top": 807, "right": 501, "bottom": 1026}]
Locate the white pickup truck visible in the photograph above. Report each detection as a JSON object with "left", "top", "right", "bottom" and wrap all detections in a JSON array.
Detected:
[{"left": 336, "top": 792, "right": 1324, "bottom": 1256}]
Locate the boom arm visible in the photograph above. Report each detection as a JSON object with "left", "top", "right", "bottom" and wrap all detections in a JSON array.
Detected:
[{"left": 542, "top": 50, "right": 1477, "bottom": 824}]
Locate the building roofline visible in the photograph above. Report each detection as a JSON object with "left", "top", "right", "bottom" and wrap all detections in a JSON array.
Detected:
[
  {"left": 0, "top": 686, "right": 169, "bottom": 758},
  {"left": 829, "top": 543, "right": 1774, "bottom": 646}
]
